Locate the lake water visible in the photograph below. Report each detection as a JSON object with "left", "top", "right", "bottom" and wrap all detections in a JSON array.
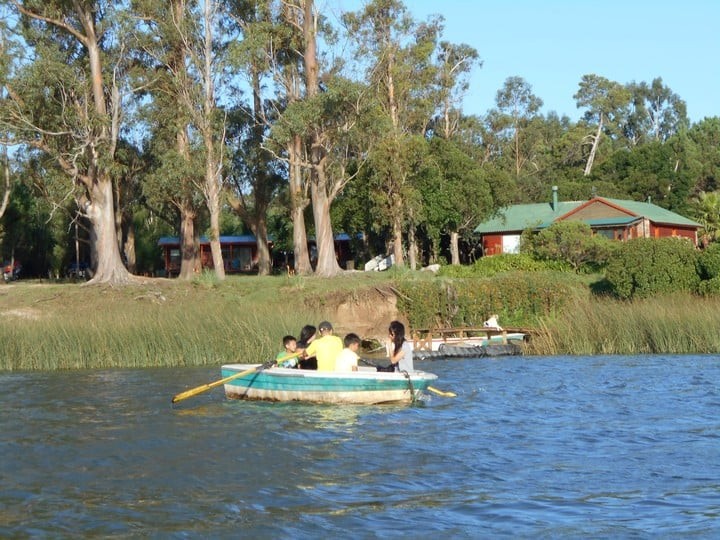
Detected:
[{"left": 1, "top": 355, "right": 719, "bottom": 538}]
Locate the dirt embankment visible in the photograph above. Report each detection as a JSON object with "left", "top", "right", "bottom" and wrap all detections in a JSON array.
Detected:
[{"left": 313, "top": 286, "right": 406, "bottom": 342}]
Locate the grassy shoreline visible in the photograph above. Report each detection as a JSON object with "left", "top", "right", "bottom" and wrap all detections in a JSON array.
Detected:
[{"left": 2, "top": 273, "right": 719, "bottom": 371}]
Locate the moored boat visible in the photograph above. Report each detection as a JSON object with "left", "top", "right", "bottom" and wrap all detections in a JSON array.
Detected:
[
  {"left": 416, "top": 333, "right": 526, "bottom": 352},
  {"left": 221, "top": 364, "right": 438, "bottom": 404}
]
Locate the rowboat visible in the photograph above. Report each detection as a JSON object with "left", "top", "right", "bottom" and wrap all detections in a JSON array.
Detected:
[{"left": 221, "top": 363, "right": 438, "bottom": 404}]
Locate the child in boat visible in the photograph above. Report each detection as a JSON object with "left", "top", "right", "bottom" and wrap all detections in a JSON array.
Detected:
[
  {"left": 276, "top": 335, "right": 298, "bottom": 367},
  {"left": 335, "top": 333, "right": 361, "bottom": 372}
]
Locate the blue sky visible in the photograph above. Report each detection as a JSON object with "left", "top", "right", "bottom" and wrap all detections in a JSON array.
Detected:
[{"left": 331, "top": 0, "right": 719, "bottom": 123}]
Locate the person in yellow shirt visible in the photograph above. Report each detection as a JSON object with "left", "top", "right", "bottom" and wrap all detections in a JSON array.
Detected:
[{"left": 303, "top": 321, "right": 343, "bottom": 371}]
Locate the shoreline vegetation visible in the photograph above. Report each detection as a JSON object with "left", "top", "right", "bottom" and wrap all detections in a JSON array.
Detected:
[{"left": 2, "top": 271, "right": 720, "bottom": 372}]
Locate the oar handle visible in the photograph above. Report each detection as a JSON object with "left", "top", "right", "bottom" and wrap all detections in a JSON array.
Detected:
[{"left": 171, "top": 351, "right": 303, "bottom": 404}]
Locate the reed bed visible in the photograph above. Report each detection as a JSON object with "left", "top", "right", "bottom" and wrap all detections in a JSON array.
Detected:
[
  {"left": 3, "top": 273, "right": 720, "bottom": 371},
  {"left": 528, "top": 293, "right": 720, "bottom": 356},
  {"left": 0, "top": 278, "right": 325, "bottom": 371}
]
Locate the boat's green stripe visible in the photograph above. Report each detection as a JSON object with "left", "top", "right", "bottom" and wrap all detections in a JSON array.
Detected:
[{"left": 221, "top": 369, "right": 429, "bottom": 392}]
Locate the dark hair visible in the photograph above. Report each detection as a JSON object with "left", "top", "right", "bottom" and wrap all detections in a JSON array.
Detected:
[
  {"left": 388, "top": 320, "right": 406, "bottom": 357},
  {"left": 343, "top": 333, "right": 361, "bottom": 348},
  {"left": 283, "top": 335, "right": 296, "bottom": 347},
  {"left": 298, "top": 325, "right": 316, "bottom": 344}
]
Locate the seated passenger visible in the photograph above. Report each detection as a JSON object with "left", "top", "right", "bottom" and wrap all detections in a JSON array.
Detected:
[
  {"left": 335, "top": 333, "right": 361, "bottom": 372},
  {"left": 296, "top": 325, "right": 317, "bottom": 370},
  {"left": 303, "top": 321, "right": 343, "bottom": 372},
  {"left": 276, "top": 335, "right": 298, "bottom": 367}
]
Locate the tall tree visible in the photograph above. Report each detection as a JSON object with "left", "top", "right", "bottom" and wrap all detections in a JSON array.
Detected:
[
  {"left": 133, "top": 0, "right": 205, "bottom": 280},
  {"left": 1, "top": 0, "right": 133, "bottom": 284},
  {"left": 495, "top": 76, "right": 543, "bottom": 178},
  {"left": 343, "top": 0, "right": 440, "bottom": 268},
  {"left": 574, "top": 74, "right": 631, "bottom": 177},
  {"left": 625, "top": 77, "right": 688, "bottom": 145},
  {"left": 225, "top": 0, "right": 283, "bottom": 276}
]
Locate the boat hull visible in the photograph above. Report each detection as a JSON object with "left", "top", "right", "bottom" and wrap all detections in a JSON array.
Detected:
[
  {"left": 221, "top": 364, "right": 438, "bottom": 404},
  {"left": 416, "top": 333, "right": 525, "bottom": 352}
]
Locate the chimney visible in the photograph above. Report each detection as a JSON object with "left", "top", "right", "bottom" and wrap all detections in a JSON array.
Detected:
[{"left": 552, "top": 185, "right": 558, "bottom": 212}]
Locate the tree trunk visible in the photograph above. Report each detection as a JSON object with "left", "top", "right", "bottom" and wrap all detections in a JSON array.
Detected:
[
  {"left": 408, "top": 224, "right": 418, "bottom": 270},
  {"left": 207, "top": 177, "right": 225, "bottom": 279},
  {"left": 0, "top": 150, "right": 10, "bottom": 219},
  {"left": 391, "top": 209, "right": 404, "bottom": 267},
  {"left": 584, "top": 115, "right": 604, "bottom": 176},
  {"left": 86, "top": 177, "right": 132, "bottom": 284},
  {"left": 123, "top": 221, "right": 136, "bottom": 274},
  {"left": 253, "top": 216, "right": 272, "bottom": 275},
  {"left": 450, "top": 230, "right": 460, "bottom": 265},
  {"left": 289, "top": 136, "right": 312, "bottom": 275},
  {"left": 179, "top": 207, "right": 198, "bottom": 279},
  {"left": 310, "top": 179, "right": 342, "bottom": 277},
  {"left": 303, "top": 0, "right": 340, "bottom": 277}
]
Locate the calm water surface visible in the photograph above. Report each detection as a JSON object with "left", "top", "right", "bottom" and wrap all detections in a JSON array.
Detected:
[{"left": 1, "top": 355, "right": 719, "bottom": 538}]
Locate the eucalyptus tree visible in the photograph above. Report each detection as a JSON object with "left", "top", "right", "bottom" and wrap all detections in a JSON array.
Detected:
[
  {"left": 0, "top": 0, "right": 133, "bottom": 284},
  {"left": 625, "top": 77, "right": 688, "bottom": 145},
  {"left": 342, "top": 0, "right": 442, "bottom": 268},
  {"left": 265, "top": 0, "right": 314, "bottom": 275},
  {"left": 422, "top": 136, "right": 493, "bottom": 264},
  {"left": 574, "top": 74, "right": 631, "bottom": 177},
  {"left": 433, "top": 41, "right": 480, "bottom": 140},
  {"left": 223, "top": 0, "right": 284, "bottom": 276},
  {"left": 494, "top": 76, "right": 543, "bottom": 179},
  {"left": 131, "top": 0, "right": 207, "bottom": 279}
]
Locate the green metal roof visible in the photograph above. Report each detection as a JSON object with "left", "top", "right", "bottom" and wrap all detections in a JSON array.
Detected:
[
  {"left": 474, "top": 201, "right": 581, "bottom": 234},
  {"left": 474, "top": 197, "right": 700, "bottom": 234},
  {"left": 601, "top": 198, "right": 701, "bottom": 227}
]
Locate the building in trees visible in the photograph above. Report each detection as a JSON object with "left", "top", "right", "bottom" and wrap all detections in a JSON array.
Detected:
[{"left": 475, "top": 186, "right": 701, "bottom": 256}]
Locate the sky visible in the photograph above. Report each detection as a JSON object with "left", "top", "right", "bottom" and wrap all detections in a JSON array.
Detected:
[{"left": 330, "top": 0, "right": 719, "bottom": 123}]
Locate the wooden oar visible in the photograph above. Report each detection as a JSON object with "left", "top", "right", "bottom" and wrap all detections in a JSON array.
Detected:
[
  {"left": 427, "top": 385, "right": 457, "bottom": 398},
  {"left": 359, "top": 357, "right": 457, "bottom": 398},
  {"left": 171, "top": 352, "right": 301, "bottom": 404}
]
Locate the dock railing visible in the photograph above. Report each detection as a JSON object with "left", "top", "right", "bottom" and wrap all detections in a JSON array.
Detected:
[{"left": 410, "top": 326, "right": 529, "bottom": 352}]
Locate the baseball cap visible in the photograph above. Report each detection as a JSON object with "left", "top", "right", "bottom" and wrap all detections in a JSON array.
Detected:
[{"left": 318, "top": 321, "right": 333, "bottom": 331}]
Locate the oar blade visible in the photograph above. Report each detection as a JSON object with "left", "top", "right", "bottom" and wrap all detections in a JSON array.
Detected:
[{"left": 427, "top": 385, "right": 457, "bottom": 398}]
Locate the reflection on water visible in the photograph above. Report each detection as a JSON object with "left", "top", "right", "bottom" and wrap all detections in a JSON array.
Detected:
[{"left": 1, "top": 356, "right": 720, "bottom": 537}]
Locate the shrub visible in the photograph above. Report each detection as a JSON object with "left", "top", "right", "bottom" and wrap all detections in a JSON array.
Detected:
[
  {"left": 438, "top": 253, "right": 568, "bottom": 278},
  {"left": 698, "top": 276, "right": 720, "bottom": 296},
  {"left": 394, "top": 271, "right": 585, "bottom": 329},
  {"left": 697, "top": 242, "right": 720, "bottom": 280},
  {"left": 604, "top": 237, "right": 700, "bottom": 299},
  {"left": 521, "top": 221, "right": 613, "bottom": 272}
]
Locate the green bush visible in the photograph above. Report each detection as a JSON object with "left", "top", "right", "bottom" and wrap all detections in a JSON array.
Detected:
[
  {"left": 697, "top": 242, "right": 720, "bottom": 279},
  {"left": 698, "top": 276, "right": 720, "bottom": 296},
  {"left": 438, "top": 253, "right": 568, "bottom": 278},
  {"left": 521, "top": 221, "right": 613, "bottom": 272},
  {"left": 395, "top": 271, "right": 584, "bottom": 329},
  {"left": 604, "top": 238, "right": 700, "bottom": 299}
]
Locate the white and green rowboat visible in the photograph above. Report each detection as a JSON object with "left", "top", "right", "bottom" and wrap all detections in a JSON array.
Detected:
[{"left": 221, "top": 363, "right": 438, "bottom": 404}]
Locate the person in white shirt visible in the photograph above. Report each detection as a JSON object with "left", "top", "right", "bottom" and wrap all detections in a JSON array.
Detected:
[{"left": 335, "top": 333, "right": 361, "bottom": 372}]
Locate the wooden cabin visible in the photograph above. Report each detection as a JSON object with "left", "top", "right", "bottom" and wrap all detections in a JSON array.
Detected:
[
  {"left": 475, "top": 186, "right": 701, "bottom": 256},
  {"left": 158, "top": 235, "right": 270, "bottom": 277}
]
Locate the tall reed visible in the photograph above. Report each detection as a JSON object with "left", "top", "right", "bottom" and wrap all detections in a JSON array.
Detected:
[
  {"left": 528, "top": 293, "right": 720, "bottom": 355},
  {"left": 0, "top": 279, "right": 321, "bottom": 371}
]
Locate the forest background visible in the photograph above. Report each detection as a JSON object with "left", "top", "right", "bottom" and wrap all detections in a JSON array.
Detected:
[{"left": 1, "top": 0, "right": 719, "bottom": 285}]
